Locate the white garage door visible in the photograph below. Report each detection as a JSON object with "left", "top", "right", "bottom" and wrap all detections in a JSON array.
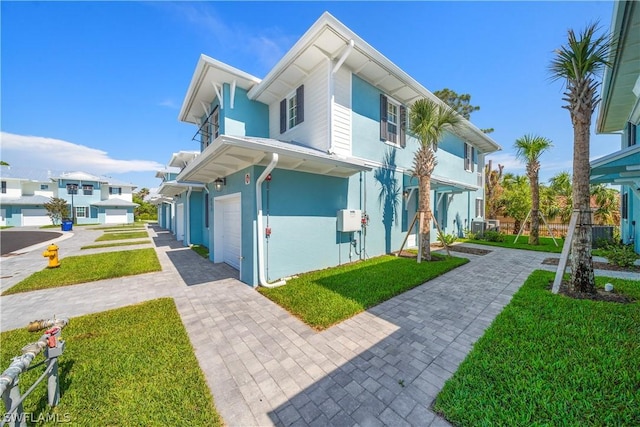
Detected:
[
  {"left": 105, "top": 209, "right": 128, "bottom": 224},
  {"left": 176, "top": 203, "right": 184, "bottom": 242},
  {"left": 22, "top": 209, "right": 50, "bottom": 226},
  {"left": 221, "top": 197, "right": 241, "bottom": 269},
  {"left": 0, "top": 209, "right": 6, "bottom": 227}
]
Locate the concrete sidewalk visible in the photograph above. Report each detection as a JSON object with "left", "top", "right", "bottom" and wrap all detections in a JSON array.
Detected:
[{"left": 0, "top": 228, "right": 630, "bottom": 426}]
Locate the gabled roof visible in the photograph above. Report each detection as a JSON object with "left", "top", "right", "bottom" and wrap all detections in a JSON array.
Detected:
[
  {"left": 597, "top": 1, "right": 640, "bottom": 133},
  {"left": 0, "top": 166, "right": 56, "bottom": 182},
  {"left": 247, "top": 12, "right": 500, "bottom": 153},
  {"left": 179, "top": 55, "right": 262, "bottom": 124},
  {"left": 57, "top": 171, "right": 106, "bottom": 182}
]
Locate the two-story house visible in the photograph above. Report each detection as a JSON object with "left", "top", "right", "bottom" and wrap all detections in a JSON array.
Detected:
[
  {"left": 0, "top": 167, "right": 137, "bottom": 226},
  {"left": 591, "top": 0, "right": 640, "bottom": 254},
  {"left": 170, "top": 12, "right": 500, "bottom": 286}
]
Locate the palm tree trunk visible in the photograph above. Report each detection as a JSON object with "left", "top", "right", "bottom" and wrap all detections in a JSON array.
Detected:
[
  {"left": 419, "top": 175, "right": 432, "bottom": 261},
  {"left": 570, "top": 120, "right": 595, "bottom": 293},
  {"left": 529, "top": 170, "right": 540, "bottom": 245}
]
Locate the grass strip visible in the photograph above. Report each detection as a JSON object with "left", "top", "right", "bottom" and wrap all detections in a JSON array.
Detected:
[
  {"left": 2, "top": 248, "right": 161, "bottom": 295},
  {"left": 0, "top": 298, "right": 222, "bottom": 426},
  {"left": 81, "top": 240, "right": 151, "bottom": 250},
  {"left": 92, "top": 224, "right": 145, "bottom": 230},
  {"left": 434, "top": 270, "right": 640, "bottom": 426},
  {"left": 191, "top": 244, "right": 209, "bottom": 258},
  {"left": 95, "top": 231, "right": 148, "bottom": 241},
  {"left": 462, "top": 234, "right": 564, "bottom": 253},
  {"left": 259, "top": 254, "right": 468, "bottom": 329},
  {"left": 103, "top": 228, "right": 147, "bottom": 233}
]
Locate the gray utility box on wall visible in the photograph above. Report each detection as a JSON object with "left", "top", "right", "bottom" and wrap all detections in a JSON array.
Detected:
[{"left": 337, "top": 209, "right": 362, "bottom": 232}]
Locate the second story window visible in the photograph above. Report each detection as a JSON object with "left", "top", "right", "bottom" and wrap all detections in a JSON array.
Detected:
[
  {"left": 40, "top": 184, "right": 49, "bottom": 190},
  {"left": 464, "top": 143, "right": 475, "bottom": 172},
  {"left": 280, "top": 85, "right": 304, "bottom": 133},
  {"left": 67, "top": 184, "right": 78, "bottom": 195},
  {"left": 109, "top": 187, "right": 122, "bottom": 196},
  {"left": 380, "top": 94, "right": 406, "bottom": 147},
  {"left": 627, "top": 122, "right": 637, "bottom": 147},
  {"left": 1, "top": 181, "right": 6, "bottom": 194},
  {"left": 82, "top": 185, "right": 93, "bottom": 195}
]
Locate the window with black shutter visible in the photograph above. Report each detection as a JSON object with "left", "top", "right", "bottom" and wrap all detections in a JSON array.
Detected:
[
  {"left": 380, "top": 95, "right": 406, "bottom": 148},
  {"left": 280, "top": 85, "right": 304, "bottom": 133},
  {"left": 464, "top": 143, "right": 475, "bottom": 172},
  {"left": 621, "top": 192, "right": 628, "bottom": 220}
]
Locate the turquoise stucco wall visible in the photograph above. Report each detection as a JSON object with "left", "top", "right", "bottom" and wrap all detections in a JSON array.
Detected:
[
  {"left": 621, "top": 185, "right": 639, "bottom": 254},
  {"left": 188, "top": 190, "right": 205, "bottom": 246}
]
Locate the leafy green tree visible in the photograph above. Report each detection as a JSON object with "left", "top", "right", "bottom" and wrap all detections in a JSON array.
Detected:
[
  {"left": 133, "top": 188, "right": 157, "bottom": 221},
  {"left": 500, "top": 174, "right": 531, "bottom": 234},
  {"left": 0, "top": 161, "right": 9, "bottom": 166},
  {"left": 550, "top": 23, "right": 613, "bottom": 293},
  {"left": 409, "top": 98, "right": 462, "bottom": 261},
  {"left": 44, "top": 197, "right": 69, "bottom": 225},
  {"left": 434, "top": 88, "right": 494, "bottom": 133},
  {"left": 514, "top": 134, "right": 553, "bottom": 245},
  {"left": 484, "top": 160, "right": 504, "bottom": 219},
  {"left": 549, "top": 171, "right": 573, "bottom": 223},
  {"left": 590, "top": 184, "right": 619, "bottom": 225}
]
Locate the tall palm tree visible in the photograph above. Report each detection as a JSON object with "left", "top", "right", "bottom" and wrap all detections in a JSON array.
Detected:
[
  {"left": 549, "top": 23, "right": 612, "bottom": 294},
  {"left": 514, "top": 134, "right": 553, "bottom": 245},
  {"left": 409, "top": 98, "right": 461, "bottom": 261}
]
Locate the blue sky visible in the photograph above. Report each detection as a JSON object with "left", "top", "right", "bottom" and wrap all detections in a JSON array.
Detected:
[{"left": 1, "top": 1, "right": 620, "bottom": 190}]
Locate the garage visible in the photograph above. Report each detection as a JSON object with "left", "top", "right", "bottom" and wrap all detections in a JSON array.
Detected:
[
  {"left": 21, "top": 209, "right": 50, "bottom": 226},
  {"left": 105, "top": 209, "right": 128, "bottom": 224},
  {"left": 214, "top": 195, "right": 241, "bottom": 270}
]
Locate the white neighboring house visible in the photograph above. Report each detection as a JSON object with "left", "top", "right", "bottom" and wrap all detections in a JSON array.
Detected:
[{"left": 0, "top": 166, "right": 138, "bottom": 226}]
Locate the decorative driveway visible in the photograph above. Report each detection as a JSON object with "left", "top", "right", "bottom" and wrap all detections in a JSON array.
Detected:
[{"left": 0, "top": 225, "right": 597, "bottom": 426}]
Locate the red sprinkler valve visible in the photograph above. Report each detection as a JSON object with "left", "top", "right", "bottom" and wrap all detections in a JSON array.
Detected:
[{"left": 265, "top": 227, "right": 272, "bottom": 237}]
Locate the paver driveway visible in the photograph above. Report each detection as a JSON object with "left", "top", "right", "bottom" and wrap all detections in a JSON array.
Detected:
[{"left": 1, "top": 225, "right": 553, "bottom": 426}]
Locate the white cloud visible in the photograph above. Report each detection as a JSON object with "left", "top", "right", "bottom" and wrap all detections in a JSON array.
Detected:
[
  {"left": 0, "top": 132, "right": 163, "bottom": 174},
  {"left": 158, "top": 99, "right": 179, "bottom": 109},
  {"left": 485, "top": 152, "right": 522, "bottom": 171}
]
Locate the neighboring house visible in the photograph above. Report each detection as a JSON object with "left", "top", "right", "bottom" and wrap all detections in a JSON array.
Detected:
[
  {"left": 0, "top": 167, "right": 138, "bottom": 226},
  {"left": 153, "top": 155, "right": 208, "bottom": 246},
  {"left": 167, "top": 12, "right": 500, "bottom": 286},
  {"left": 592, "top": 0, "right": 640, "bottom": 254}
]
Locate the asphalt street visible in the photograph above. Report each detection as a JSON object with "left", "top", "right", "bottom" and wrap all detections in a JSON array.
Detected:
[{"left": 0, "top": 229, "right": 63, "bottom": 255}]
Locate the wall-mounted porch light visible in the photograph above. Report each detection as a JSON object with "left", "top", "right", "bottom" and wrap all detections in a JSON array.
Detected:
[{"left": 214, "top": 177, "right": 226, "bottom": 192}]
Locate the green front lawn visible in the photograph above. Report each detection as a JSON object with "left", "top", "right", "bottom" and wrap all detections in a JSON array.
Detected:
[
  {"left": 92, "top": 224, "right": 145, "bottom": 230},
  {"left": 2, "top": 248, "right": 161, "bottom": 295},
  {"left": 0, "top": 299, "right": 222, "bottom": 426},
  {"left": 259, "top": 254, "right": 468, "bottom": 329},
  {"left": 191, "top": 244, "right": 209, "bottom": 258},
  {"left": 434, "top": 270, "right": 640, "bottom": 426},
  {"left": 95, "top": 231, "right": 148, "bottom": 241},
  {"left": 81, "top": 240, "right": 151, "bottom": 250},
  {"left": 462, "top": 234, "right": 563, "bottom": 253}
]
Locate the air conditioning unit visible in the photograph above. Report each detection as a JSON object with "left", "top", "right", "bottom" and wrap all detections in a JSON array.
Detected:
[
  {"left": 487, "top": 219, "right": 500, "bottom": 231},
  {"left": 471, "top": 220, "right": 486, "bottom": 235}
]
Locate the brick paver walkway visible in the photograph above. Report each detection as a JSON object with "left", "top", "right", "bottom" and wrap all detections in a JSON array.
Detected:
[{"left": 1, "top": 226, "right": 630, "bottom": 426}]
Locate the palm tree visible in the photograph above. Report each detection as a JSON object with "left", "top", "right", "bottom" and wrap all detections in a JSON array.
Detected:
[
  {"left": 549, "top": 23, "right": 612, "bottom": 294},
  {"left": 514, "top": 134, "right": 553, "bottom": 245},
  {"left": 409, "top": 98, "right": 461, "bottom": 261},
  {"left": 590, "top": 184, "right": 619, "bottom": 225}
]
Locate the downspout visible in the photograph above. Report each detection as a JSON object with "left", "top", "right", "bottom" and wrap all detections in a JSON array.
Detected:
[
  {"left": 186, "top": 187, "right": 192, "bottom": 246},
  {"left": 256, "top": 153, "right": 286, "bottom": 288}
]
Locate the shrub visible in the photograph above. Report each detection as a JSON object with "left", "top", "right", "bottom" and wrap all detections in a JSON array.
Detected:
[
  {"left": 437, "top": 231, "right": 457, "bottom": 246},
  {"left": 601, "top": 244, "right": 639, "bottom": 268},
  {"left": 482, "top": 230, "right": 506, "bottom": 242},
  {"left": 463, "top": 228, "right": 477, "bottom": 240}
]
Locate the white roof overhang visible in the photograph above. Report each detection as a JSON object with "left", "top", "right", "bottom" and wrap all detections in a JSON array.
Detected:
[
  {"left": 179, "top": 55, "right": 262, "bottom": 124},
  {"left": 168, "top": 151, "right": 199, "bottom": 169},
  {"left": 590, "top": 145, "right": 640, "bottom": 189},
  {"left": 597, "top": 1, "right": 640, "bottom": 133},
  {"left": 157, "top": 180, "right": 207, "bottom": 197},
  {"left": 247, "top": 12, "right": 501, "bottom": 154},
  {"left": 177, "top": 135, "right": 371, "bottom": 184}
]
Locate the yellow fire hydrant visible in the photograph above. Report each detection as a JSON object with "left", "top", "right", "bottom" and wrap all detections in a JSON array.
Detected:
[{"left": 43, "top": 244, "right": 61, "bottom": 268}]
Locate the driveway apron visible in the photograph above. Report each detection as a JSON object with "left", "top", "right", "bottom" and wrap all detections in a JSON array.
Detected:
[{"left": 1, "top": 227, "right": 551, "bottom": 426}]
